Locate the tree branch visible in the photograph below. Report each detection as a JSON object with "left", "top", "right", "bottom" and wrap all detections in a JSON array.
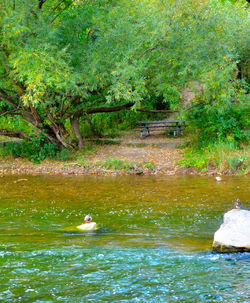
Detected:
[
  {"left": 0, "top": 109, "right": 18, "bottom": 117},
  {"left": 50, "top": 0, "right": 75, "bottom": 24},
  {"left": 85, "top": 102, "right": 135, "bottom": 115},
  {"left": 73, "top": 102, "right": 177, "bottom": 117},
  {"left": 49, "top": 0, "right": 66, "bottom": 16},
  {"left": 0, "top": 87, "right": 19, "bottom": 109},
  {"left": 0, "top": 128, "right": 30, "bottom": 139},
  {"left": 138, "top": 38, "right": 163, "bottom": 59},
  {"left": 38, "top": 0, "right": 47, "bottom": 9},
  {"left": 62, "top": 95, "right": 81, "bottom": 115},
  {"left": 185, "top": 102, "right": 204, "bottom": 111}
]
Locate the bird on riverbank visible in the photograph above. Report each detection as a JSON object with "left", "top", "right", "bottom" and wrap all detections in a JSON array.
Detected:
[
  {"left": 133, "top": 164, "right": 144, "bottom": 175},
  {"left": 234, "top": 198, "right": 242, "bottom": 210},
  {"left": 215, "top": 176, "right": 222, "bottom": 181}
]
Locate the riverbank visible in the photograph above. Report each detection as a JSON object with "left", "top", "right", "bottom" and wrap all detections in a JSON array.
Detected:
[{"left": 2, "top": 132, "right": 247, "bottom": 176}]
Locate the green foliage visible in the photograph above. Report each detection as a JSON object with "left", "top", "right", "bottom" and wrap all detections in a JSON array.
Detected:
[
  {"left": 93, "top": 139, "right": 121, "bottom": 145},
  {"left": 76, "top": 156, "right": 92, "bottom": 168},
  {"left": 101, "top": 158, "right": 135, "bottom": 171},
  {"left": 136, "top": 143, "right": 147, "bottom": 148},
  {"left": 144, "top": 161, "right": 156, "bottom": 170},
  {"left": 186, "top": 71, "right": 249, "bottom": 148},
  {"left": 76, "top": 143, "right": 96, "bottom": 166},
  {"left": 80, "top": 142, "right": 96, "bottom": 155},
  {"left": 0, "top": 116, "right": 33, "bottom": 134},
  {"left": 0, "top": 136, "right": 72, "bottom": 163},
  {"left": 179, "top": 141, "right": 249, "bottom": 173}
]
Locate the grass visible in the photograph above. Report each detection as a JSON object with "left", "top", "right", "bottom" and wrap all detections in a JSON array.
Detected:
[
  {"left": 76, "top": 156, "right": 92, "bottom": 168},
  {"left": 101, "top": 158, "right": 135, "bottom": 171},
  {"left": 0, "top": 146, "right": 9, "bottom": 158},
  {"left": 179, "top": 141, "right": 249, "bottom": 174},
  {"left": 99, "top": 158, "right": 156, "bottom": 172},
  {"left": 75, "top": 156, "right": 157, "bottom": 173},
  {"left": 136, "top": 142, "right": 147, "bottom": 148},
  {"left": 144, "top": 161, "right": 156, "bottom": 170},
  {"left": 92, "top": 139, "right": 121, "bottom": 145}
]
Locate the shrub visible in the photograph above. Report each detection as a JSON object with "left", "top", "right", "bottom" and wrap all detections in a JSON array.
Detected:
[
  {"left": 0, "top": 135, "right": 72, "bottom": 163},
  {"left": 179, "top": 141, "right": 249, "bottom": 174}
]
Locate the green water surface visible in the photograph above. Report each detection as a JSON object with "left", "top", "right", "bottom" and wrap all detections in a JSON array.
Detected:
[{"left": 0, "top": 175, "right": 249, "bottom": 302}]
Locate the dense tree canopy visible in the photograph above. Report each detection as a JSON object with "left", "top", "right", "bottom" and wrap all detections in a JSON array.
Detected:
[{"left": 0, "top": 0, "right": 249, "bottom": 150}]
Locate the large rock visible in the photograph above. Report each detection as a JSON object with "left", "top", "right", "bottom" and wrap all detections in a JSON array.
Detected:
[{"left": 213, "top": 209, "right": 250, "bottom": 252}]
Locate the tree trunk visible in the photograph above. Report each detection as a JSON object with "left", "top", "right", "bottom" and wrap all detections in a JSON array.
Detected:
[
  {"left": 47, "top": 112, "right": 75, "bottom": 151},
  {"left": 70, "top": 117, "right": 84, "bottom": 150}
]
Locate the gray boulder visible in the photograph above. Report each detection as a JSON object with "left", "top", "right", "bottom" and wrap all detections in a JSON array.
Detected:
[{"left": 213, "top": 209, "right": 250, "bottom": 252}]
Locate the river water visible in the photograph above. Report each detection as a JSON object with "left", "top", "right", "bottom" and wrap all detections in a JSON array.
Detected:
[{"left": 0, "top": 175, "right": 249, "bottom": 302}]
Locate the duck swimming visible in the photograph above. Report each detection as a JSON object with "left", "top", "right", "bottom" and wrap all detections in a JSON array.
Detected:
[{"left": 76, "top": 215, "right": 98, "bottom": 231}]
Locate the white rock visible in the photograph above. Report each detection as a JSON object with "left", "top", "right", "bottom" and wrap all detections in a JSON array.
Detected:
[{"left": 213, "top": 209, "right": 250, "bottom": 252}]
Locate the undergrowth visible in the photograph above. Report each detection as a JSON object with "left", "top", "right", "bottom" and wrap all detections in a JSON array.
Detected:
[
  {"left": 101, "top": 158, "right": 135, "bottom": 171},
  {"left": 76, "top": 156, "right": 156, "bottom": 173},
  {"left": 179, "top": 141, "right": 249, "bottom": 174},
  {"left": 0, "top": 136, "right": 72, "bottom": 163},
  {"left": 92, "top": 139, "right": 121, "bottom": 145}
]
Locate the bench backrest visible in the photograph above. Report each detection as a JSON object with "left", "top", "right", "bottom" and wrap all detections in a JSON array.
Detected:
[{"left": 136, "top": 120, "right": 185, "bottom": 125}]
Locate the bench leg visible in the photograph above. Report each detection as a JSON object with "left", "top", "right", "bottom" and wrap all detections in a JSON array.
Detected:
[
  {"left": 140, "top": 128, "right": 148, "bottom": 139},
  {"left": 141, "top": 128, "right": 150, "bottom": 139}
]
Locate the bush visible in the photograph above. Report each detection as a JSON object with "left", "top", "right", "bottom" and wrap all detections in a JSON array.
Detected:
[
  {"left": 188, "top": 102, "right": 249, "bottom": 148},
  {"left": 179, "top": 141, "right": 249, "bottom": 174},
  {"left": 186, "top": 62, "right": 249, "bottom": 148},
  {"left": 0, "top": 135, "right": 72, "bottom": 163}
]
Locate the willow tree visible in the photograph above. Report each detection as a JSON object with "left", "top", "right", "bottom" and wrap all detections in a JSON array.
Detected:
[
  {"left": 0, "top": 0, "right": 131, "bottom": 150},
  {"left": 0, "top": 0, "right": 249, "bottom": 150}
]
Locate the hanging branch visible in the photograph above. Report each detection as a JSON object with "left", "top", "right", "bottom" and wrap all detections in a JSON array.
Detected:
[
  {"left": 38, "top": 0, "right": 47, "bottom": 9},
  {"left": 50, "top": 0, "right": 75, "bottom": 24},
  {"left": 138, "top": 38, "right": 163, "bottom": 60},
  {"left": 48, "top": 0, "right": 66, "bottom": 17}
]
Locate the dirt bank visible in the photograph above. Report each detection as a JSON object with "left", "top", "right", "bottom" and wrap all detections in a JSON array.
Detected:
[{"left": 0, "top": 133, "right": 218, "bottom": 176}]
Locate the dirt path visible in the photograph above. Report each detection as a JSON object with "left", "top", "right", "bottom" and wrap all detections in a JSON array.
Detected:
[{"left": 0, "top": 132, "right": 202, "bottom": 176}]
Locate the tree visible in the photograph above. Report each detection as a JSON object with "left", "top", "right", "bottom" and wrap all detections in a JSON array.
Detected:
[
  {"left": 0, "top": 0, "right": 249, "bottom": 150},
  {"left": 0, "top": 0, "right": 129, "bottom": 150}
]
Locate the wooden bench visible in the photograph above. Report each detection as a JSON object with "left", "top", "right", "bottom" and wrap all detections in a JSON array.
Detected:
[{"left": 136, "top": 120, "right": 187, "bottom": 139}]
